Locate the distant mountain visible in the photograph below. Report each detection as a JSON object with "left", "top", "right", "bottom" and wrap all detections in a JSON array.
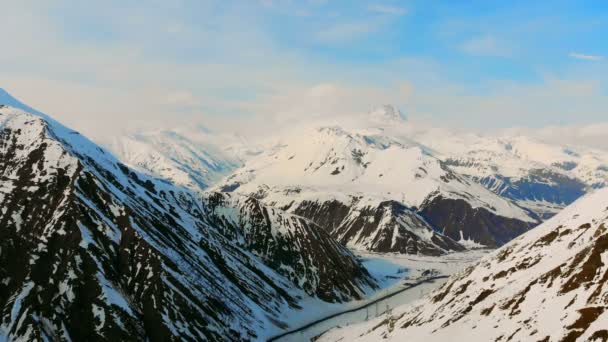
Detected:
[
  {"left": 415, "top": 131, "right": 608, "bottom": 219},
  {"left": 368, "top": 104, "right": 407, "bottom": 125},
  {"left": 104, "top": 127, "right": 259, "bottom": 193},
  {"left": 215, "top": 112, "right": 540, "bottom": 252},
  {"left": 319, "top": 187, "right": 608, "bottom": 341},
  {"left": 0, "top": 90, "right": 375, "bottom": 341}
]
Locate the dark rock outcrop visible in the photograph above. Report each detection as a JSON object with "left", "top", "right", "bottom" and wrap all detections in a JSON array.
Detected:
[
  {"left": 419, "top": 196, "right": 539, "bottom": 247},
  {"left": 285, "top": 198, "right": 465, "bottom": 256}
]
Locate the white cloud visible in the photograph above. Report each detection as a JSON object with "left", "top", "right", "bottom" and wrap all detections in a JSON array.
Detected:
[
  {"left": 504, "top": 123, "right": 608, "bottom": 150},
  {"left": 368, "top": 4, "right": 407, "bottom": 16},
  {"left": 461, "top": 35, "right": 512, "bottom": 57},
  {"left": 569, "top": 52, "right": 604, "bottom": 61}
]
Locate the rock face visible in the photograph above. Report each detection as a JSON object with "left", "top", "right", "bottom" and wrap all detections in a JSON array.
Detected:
[
  {"left": 0, "top": 98, "right": 375, "bottom": 341},
  {"left": 200, "top": 192, "right": 376, "bottom": 302},
  {"left": 216, "top": 125, "right": 539, "bottom": 253},
  {"left": 282, "top": 196, "right": 465, "bottom": 255},
  {"left": 419, "top": 196, "right": 537, "bottom": 247},
  {"left": 319, "top": 188, "right": 608, "bottom": 342}
]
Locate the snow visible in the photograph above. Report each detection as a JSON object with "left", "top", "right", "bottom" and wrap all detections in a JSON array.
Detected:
[
  {"left": 217, "top": 124, "right": 536, "bottom": 224},
  {"left": 103, "top": 127, "right": 247, "bottom": 193},
  {"left": 411, "top": 129, "right": 608, "bottom": 207},
  {"left": 273, "top": 250, "right": 487, "bottom": 341},
  {"left": 92, "top": 304, "right": 106, "bottom": 332},
  {"left": 96, "top": 274, "right": 134, "bottom": 315},
  {"left": 457, "top": 231, "right": 486, "bottom": 249},
  {"left": 11, "top": 209, "right": 23, "bottom": 232}
]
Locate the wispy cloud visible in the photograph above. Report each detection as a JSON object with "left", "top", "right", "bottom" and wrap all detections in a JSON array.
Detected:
[
  {"left": 2, "top": 1, "right": 607, "bottom": 141},
  {"left": 367, "top": 4, "right": 407, "bottom": 16},
  {"left": 569, "top": 52, "right": 604, "bottom": 61},
  {"left": 461, "top": 35, "right": 512, "bottom": 57}
]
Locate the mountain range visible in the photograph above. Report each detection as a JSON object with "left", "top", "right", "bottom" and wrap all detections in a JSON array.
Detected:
[
  {"left": 2, "top": 87, "right": 607, "bottom": 341},
  {"left": 0, "top": 90, "right": 375, "bottom": 341},
  {"left": 107, "top": 105, "right": 607, "bottom": 256}
]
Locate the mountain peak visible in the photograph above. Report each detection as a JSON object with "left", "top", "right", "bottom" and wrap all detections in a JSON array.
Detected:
[{"left": 369, "top": 104, "right": 406, "bottom": 124}]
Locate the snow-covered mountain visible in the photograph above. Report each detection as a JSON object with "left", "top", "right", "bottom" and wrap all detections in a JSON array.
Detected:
[
  {"left": 215, "top": 109, "right": 540, "bottom": 252},
  {"left": 414, "top": 130, "right": 608, "bottom": 219},
  {"left": 104, "top": 126, "right": 258, "bottom": 193},
  {"left": 0, "top": 90, "right": 376, "bottom": 341},
  {"left": 319, "top": 187, "right": 608, "bottom": 342},
  {"left": 96, "top": 103, "right": 608, "bottom": 255},
  {"left": 288, "top": 194, "right": 466, "bottom": 255}
]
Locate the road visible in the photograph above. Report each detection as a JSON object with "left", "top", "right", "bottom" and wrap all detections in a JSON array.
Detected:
[{"left": 267, "top": 275, "right": 449, "bottom": 342}]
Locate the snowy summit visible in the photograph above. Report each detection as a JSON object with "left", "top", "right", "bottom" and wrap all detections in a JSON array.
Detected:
[{"left": 368, "top": 105, "right": 406, "bottom": 125}]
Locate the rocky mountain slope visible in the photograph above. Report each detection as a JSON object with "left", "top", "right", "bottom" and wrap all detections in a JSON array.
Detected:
[
  {"left": 285, "top": 193, "right": 465, "bottom": 256},
  {"left": 215, "top": 109, "right": 540, "bottom": 252},
  {"left": 319, "top": 187, "right": 608, "bottom": 342},
  {"left": 0, "top": 91, "right": 375, "bottom": 341},
  {"left": 199, "top": 192, "right": 375, "bottom": 302}
]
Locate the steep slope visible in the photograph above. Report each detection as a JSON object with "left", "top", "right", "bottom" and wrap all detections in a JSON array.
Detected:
[
  {"left": 319, "top": 188, "right": 608, "bottom": 342},
  {"left": 105, "top": 128, "right": 251, "bottom": 193},
  {"left": 0, "top": 94, "right": 375, "bottom": 341},
  {"left": 261, "top": 190, "right": 465, "bottom": 255},
  {"left": 199, "top": 192, "right": 375, "bottom": 302},
  {"left": 217, "top": 119, "right": 539, "bottom": 251},
  {"left": 416, "top": 131, "right": 608, "bottom": 219}
]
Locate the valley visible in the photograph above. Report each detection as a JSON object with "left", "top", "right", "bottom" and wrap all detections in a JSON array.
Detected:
[
  {"left": 273, "top": 249, "right": 489, "bottom": 341},
  {"left": 0, "top": 89, "right": 606, "bottom": 341},
  {"left": 3, "top": 3, "right": 607, "bottom": 341}
]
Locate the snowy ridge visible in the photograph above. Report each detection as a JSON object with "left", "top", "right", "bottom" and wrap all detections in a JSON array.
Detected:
[
  {"left": 255, "top": 188, "right": 465, "bottom": 255},
  {"left": 220, "top": 125, "right": 533, "bottom": 220},
  {"left": 319, "top": 187, "right": 608, "bottom": 341},
  {"left": 105, "top": 128, "right": 245, "bottom": 192},
  {"left": 0, "top": 91, "right": 376, "bottom": 341}
]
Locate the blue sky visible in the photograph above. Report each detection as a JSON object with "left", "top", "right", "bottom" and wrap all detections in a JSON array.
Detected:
[{"left": 0, "top": 1, "right": 606, "bottom": 138}]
